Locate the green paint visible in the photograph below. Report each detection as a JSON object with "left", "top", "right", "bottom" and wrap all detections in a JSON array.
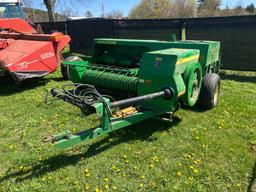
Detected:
[{"left": 56, "top": 38, "right": 221, "bottom": 149}]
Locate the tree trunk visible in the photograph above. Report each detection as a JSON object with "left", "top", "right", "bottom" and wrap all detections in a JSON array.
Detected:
[{"left": 44, "top": 0, "right": 55, "bottom": 22}]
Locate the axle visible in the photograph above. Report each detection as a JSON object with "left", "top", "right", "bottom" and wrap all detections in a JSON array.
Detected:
[
  {"left": 50, "top": 87, "right": 173, "bottom": 113},
  {"left": 110, "top": 88, "right": 173, "bottom": 108}
]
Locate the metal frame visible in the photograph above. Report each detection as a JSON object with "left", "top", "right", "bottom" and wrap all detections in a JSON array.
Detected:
[{"left": 49, "top": 98, "right": 159, "bottom": 150}]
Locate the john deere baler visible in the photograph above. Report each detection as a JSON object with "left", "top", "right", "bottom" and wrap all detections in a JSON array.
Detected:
[{"left": 48, "top": 38, "right": 221, "bottom": 149}]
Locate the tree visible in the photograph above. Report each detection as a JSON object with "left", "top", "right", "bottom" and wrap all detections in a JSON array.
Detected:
[
  {"left": 43, "top": 0, "right": 56, "bottom": 22},
  {"left": 198, "top": 0, "right": 221, "bottom": 17},
  {"left": 129, "top": 0, "right": 172, "bottom": 19},
  {"left": 22, "top": 0, "right": 33, "bottom": 20},
  {"left": 129, "top": 0, "right": 197, "bottom": 19},
  {"left": 43, "top": 0, "right": 88, "bottom": 22},
  {"left": 232, "top": 5, "right": 246, "bottom": 16},
  {"left": 85, "top": 10, "right": 93, "bottom": 17},
  {"left": 220, "top": 6, "right": 233, "bottom": 16},
  {"left": 172, "top": 0, "right": 197, "bottom": 18},
  {"left": 60, "top": 8, "right": 78, "bottom": 18},
  {"left": 245, "top": 3, "right": 255, "bottom": 14},
  {"left": 106, "top": 9, "right": 123, "bottom": 19}
]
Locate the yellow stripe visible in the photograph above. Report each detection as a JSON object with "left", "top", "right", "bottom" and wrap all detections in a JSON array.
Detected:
[{"left": 176, "top": 55, "right": 200, "bottom": 65}]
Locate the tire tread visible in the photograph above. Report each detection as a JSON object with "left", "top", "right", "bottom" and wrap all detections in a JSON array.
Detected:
[{"left": 199, "top": 73, "right": 221, "bottom": 109}]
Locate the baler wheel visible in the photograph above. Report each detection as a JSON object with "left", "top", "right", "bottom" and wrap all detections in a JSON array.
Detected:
[
  {"left": 198, "top": 73, "right": 221, "bottom": 109},
  {"left": 61, "top": 56, "right": 82, "bottom": 80},
  {"left": 181, "top": 62, "right": 203, "bottom": 107}
]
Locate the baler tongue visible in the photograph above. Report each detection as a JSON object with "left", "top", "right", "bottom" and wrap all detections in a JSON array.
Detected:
[{"left": 0, "top": 18, "right": 71, "bottom": 82}]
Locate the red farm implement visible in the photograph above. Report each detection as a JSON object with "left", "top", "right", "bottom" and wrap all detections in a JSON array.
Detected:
[{"left": 0, "top": 18, "right": 70, "bottom": 82}]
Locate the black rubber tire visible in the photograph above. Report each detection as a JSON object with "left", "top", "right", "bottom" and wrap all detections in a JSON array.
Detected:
[
  {"left": 61, "top": 56, "right": 82, "bottom": 80},
  {"left": 199, "top": 73, "right": 221, "bottom": 109}
]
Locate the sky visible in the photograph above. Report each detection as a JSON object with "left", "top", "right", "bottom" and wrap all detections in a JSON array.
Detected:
[{"left": 31, "top": 0, "right": 256, "bottom": 17}]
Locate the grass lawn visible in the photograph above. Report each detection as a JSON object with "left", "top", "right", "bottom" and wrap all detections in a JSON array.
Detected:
[{"left": 0, "top": 70, "right": 255, "bottom": 192}]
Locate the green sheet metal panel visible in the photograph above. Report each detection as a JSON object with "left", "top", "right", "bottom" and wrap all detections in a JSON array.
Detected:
[
  {"left": 93, "top": 38, "right": 220, "bottom": 70},
  {"left": 138, "top": 48, "right": 200, "bottom": 112}
]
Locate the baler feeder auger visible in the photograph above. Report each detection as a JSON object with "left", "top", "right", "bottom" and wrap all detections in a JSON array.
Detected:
[
  {"left": 48, "top": 38, "right": 221, "bottom": 149},
  {"left": 0, "top": 18, "right": 71, "bottom": 82}
]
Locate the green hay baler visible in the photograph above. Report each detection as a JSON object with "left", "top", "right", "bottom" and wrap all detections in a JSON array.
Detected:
[{"left": 48, "top": 38, "right": 221, "bottom": 149}]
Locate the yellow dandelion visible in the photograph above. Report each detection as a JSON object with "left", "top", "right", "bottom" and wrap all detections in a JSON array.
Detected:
[
  {"left": 193, "top": 169, "right": 199, "bottom": 174},
  {"left": 188, "top": 176, "right": 193, "bottom": 181},
  {"left": 112, "top": 165, "right": 116, "bottom": 169},
  {"left": 189, "top": 165, "right": 194, "bottom": 169},
  {"left": 177, "top": 171, "right": 182, "bottom": 176},
  {"left": 105, "top": 184, "right": 109, "bottom": 189},
  {"left": 140, "top": 175, "right": 145, "bottom": 179},
  {"left": 236, "top": 183, "right": 241, "bottom": 187},
  {"left": 104, "top": 177, "right": 109, "bottom": 182},
  {"left": 84, "top": 169, "right": 90, "bottom": 177},
  {"left": 149, "top": 164, "right": 154, "bottom": 168},
  {"left": 178, "top": 163, "right": 182, "bottom": 166},
  {"left": 109, "top": 138, "right": 113, "bottom": 142},
  {"left": 139, "top": 183, "right": 144, "bottom": 188},
  {"left": 152, "top": 156, "right": 159, "bottom": 162},
  {"left": 85, "top": 173, "right": 90, "bottom": 177},
  {"left": 194, "top": 160, "right": 199, "bottom": 165}
]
